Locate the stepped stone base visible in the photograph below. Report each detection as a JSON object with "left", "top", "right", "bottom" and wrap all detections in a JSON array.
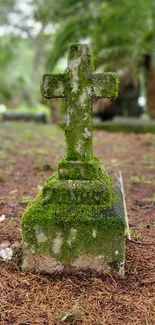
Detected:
[{"left": 22, "top": 170, "right": 126, "bottom": 275}]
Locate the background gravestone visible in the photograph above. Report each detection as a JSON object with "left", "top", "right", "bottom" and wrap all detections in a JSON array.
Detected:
[{"left": 22, "top": 44, "right": 126, "bottom": 275}]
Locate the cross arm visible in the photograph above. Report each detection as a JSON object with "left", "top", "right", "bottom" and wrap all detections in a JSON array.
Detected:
[
  {"left": 41, "top": 74, "right": 67, "bottom": 99},
  {"left": 92, "top": 73, "right": 118, "bottom": 98}
]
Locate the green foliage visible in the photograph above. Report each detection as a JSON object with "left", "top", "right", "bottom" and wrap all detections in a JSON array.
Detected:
[
  {"left": 43, "top": 0, "right": 155, "bottom": 72},
  {"left": 0, "top": 0, "right": 16, "bottom": 26},
  {"left": 131, "top": 175, "right": 151, "bottom": 184},
  {"left": 0, "top": 37, "right": 36, "bottom": 106},
  {"left": 0, "top": 36, "right": 17, "bottom": 71},
  {"left": 0, "top": 2, "right": 49, "bottom": 106},
  {"left": 21, "top": 196, "right": 34, "bottom": 204},
  {"left": 18, "top": 104, "right": 50, "bottom": 117},
  {"left": 0, "top": 151, "right": 6, "bottom": 160},
  {"left": 60, "top": 303, "right": 86, "bottom": 322},
  {"left": 1, "top": 0, "right": 155, "bottom": 107}
]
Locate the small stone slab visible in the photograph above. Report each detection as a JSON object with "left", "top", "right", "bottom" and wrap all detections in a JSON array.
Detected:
[
  {"left": 93, "top": 117, "right": 155, "bottom": 133},
  {"left": 1, "top": 111, "right": 47, "bottom": 123}
]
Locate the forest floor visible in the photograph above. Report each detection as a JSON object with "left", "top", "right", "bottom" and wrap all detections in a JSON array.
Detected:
[{"left": 0, "top": 122, "right": 155, "bottom": 325}]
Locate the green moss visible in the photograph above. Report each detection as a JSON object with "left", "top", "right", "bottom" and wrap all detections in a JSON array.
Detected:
[
  {"left": 22, "top": 200, "right": 125, "bottom": 265},
  {"left": 42, "top": 73, "right": 68, "bottom": 99},
  {"left": 55, "top": 223, "right": 124, "bottom": 265},
  {"left": 42, "top": 170, "right": 114, "bottom": 205},
  {"left": 65, "top": 44, "right": 93, "bottom": 161},
  {"left": 23, "top": 213, "right": 124, "bottom": 266},
  {"left": 68, "top": 43, "right": 93, "bottom": 70},
  {"left": 92, "top": 73, "right": 118, "bottom": 99},
  {"left": 68, "top": 43, "right": 80, "bottom": 60},
  {"left": 23, "top": 192, "right": 122, "bottom": 230},
  {"left": 22, "top": 175, "right": 125, "bottom": 266},
  {"left": 58, "top": 155, "right": 100, "bottom": 179},
  {"left": 0, "top": 151, "right": 6, "bottom": 160},
  {"left": 42, "top": 44, "right": 118, "bottom": 164}
]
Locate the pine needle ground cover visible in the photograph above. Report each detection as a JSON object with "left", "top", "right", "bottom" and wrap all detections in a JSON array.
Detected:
[{"left": 0, "top": 122, "right": 155, "bottom": 325}]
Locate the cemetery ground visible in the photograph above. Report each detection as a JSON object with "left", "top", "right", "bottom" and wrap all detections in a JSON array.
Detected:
[{"left": 0, "top": 122, "right": 155, "bottom": 325}]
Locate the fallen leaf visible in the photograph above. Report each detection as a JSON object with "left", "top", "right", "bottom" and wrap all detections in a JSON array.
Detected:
[
  {"left": 37, "top": 185, "right": 43, "bottom": 190},
  {"left": 0, "top": 247, "right": 13, "bottom": 261},
  {"left": 11, "top": 241, "right": 21, "bottom": 249},
  {"left": 0, "top": 214, "right": 6, "bottom": 222},
  {"left": 0, "top": 240, "right": 10, "bottom": 248},
  {"left": 9, "top": 189, "right": 18, "bottom": 194}
]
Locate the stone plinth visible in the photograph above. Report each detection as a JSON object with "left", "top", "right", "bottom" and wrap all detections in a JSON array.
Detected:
[{"left": 22, "top": 171, "right": 125, "bottom": 275}]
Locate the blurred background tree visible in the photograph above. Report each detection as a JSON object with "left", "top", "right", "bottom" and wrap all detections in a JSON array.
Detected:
[
  {"left": 0, "top": 0, "right": 50, "bottom": 108},
  {"left": 0, "top": 0, "right": 155, "bottom": 117},
  {"left": 41, "top": 0, "right": 155, "bottom": 117}
]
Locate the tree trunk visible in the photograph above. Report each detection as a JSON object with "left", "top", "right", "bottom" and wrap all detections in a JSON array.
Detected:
[{"left": 146, "top": 67, "right": 155, "bottom": 119}]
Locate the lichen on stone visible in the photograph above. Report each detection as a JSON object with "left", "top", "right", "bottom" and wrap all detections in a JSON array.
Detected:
[
  {"left": 58, "top": 155, "right": 100, "bottom": 179},
  {"left": 42, "top": 74, "right": 68, "bottom": 99},
  {"left": 92, "top": 73, "right": 118, "bottom": 99}
]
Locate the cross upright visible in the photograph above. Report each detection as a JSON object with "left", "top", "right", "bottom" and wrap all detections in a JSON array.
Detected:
[{"left": 42, "top": 43, "right": 118, "bottom": 179}]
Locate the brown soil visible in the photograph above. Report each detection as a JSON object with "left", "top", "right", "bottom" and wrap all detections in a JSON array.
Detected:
[{"left": 0, "top": 122, "right": 155, "bottom": 325}]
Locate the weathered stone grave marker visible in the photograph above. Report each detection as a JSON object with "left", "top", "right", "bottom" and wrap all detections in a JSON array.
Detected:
[
  {"left": 43, "top": 43, "right": 118, "bottom": 179},
  {"left": 22, "top": 44, "right": 126, "bottom": 275}
]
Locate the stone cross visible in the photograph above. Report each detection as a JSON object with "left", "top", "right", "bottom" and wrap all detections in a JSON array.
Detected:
[
  {"left": 23, "top": 44, "right": 125, "bottom": 276},
  {"left": 42, "top": 44, "right": 118, "bottom": 179}
]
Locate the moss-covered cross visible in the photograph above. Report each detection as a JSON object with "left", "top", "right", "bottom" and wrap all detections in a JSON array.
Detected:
[{"left": 42, "top": 44, "right": 118, "bottom": 179}]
